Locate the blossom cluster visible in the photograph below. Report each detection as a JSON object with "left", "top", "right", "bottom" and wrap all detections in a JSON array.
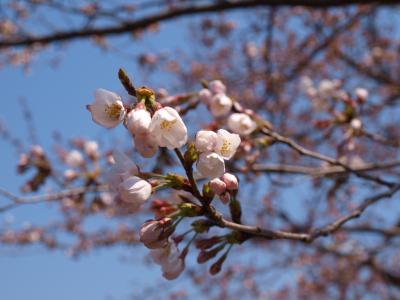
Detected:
[{"left": 87, "top": 77, "right": 249, "bottom": 280}]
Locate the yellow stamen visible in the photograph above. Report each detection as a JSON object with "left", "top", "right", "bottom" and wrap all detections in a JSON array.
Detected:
[
  {"left": 105, "top": 103, "right": 122, "bottom": 120},
  {"left": 160, "top": 119, "right": 176, "bottom": 131},
  {"left": 220, "top": 139, "right": 231, "bottom": 156}
]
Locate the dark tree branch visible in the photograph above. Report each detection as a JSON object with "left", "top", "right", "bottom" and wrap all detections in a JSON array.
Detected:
[{"left": 0, "top": 0, "right": 399, "bottom": 49}]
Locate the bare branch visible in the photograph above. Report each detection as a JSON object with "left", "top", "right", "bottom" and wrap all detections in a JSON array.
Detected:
[{"left": 1, "top": 0, "right": 399, "bottom": 49}]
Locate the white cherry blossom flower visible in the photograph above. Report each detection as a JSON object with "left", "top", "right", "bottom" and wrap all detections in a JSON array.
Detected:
[
  {"left": 198, "top": 88, "right": 212, "bottom": 105},
  {"left": 88, "top": 89, "right": 125, "bottom": 128},
  {"left": 355, "top": 88, "right": 368, "bottom": 101},
  {"left": 208, "top": 80, "right": 226, "bottom": 94},
  {"left": 209, "top": 93, "right": 232, "bottom": 117},
  {"left": 149, "top": 107, "right": 188, "bottom": 149},
  {"left": 118, "top": 176, "right": 152, "bottom": 204},
  {"left": 214, "top": 129, "right": 241, "bottom": 160},
  {"left": 197, "top": 152, "right": 225, "bottom": 179},
  {"left": 64, "top": 169, "right": 78, "bottom": 181},
  {"left": 350, "top": 118, "right": 363, "bottom": 130},
  {"left": 84, "top": 140, "right": 99, "bottom": 158},
  {"left": 195, "top": 130, "right": 218, "bottom": 152},
  {"left": 30, "top": 145, "right": 44, "bottom": 157},
  {"left": 140, "top": 219, "right": 172, "bottom": 249},
  {"left": 126, "top": 108, "right": 152, "bottom": 136},
  {"left": 151, "top": 241, "right": 184, "bottom": 280},
  {"left": 65, "top": 150, "right": 84, "bottom": 167},
  {"left": 227, "top": 113, "right": 257, "bottom": 135}
]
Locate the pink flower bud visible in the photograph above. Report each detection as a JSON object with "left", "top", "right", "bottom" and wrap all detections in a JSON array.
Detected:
[
  {"left": 219, "top": 192, "right": 230, "bottom": 204},
  {"left": 197, "top": 245, "right": 224, "bottom": 264},
  {"left": 209, "top": 253, "right": 228, "bottom": 275},
  {"left": 222, "top": 173, "right": 238, "bottom": 190},
  {"left": 209, "top": 178, "right": 226, "bottom": 195},
  {"left": 140, "top": 218, "right": 172, "bottom": 249},
  {"left": 195, "top": 236, "right": 222, "bottom": 249}
]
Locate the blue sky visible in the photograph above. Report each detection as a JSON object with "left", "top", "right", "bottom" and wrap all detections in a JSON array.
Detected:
[{"left": 0, "top": 19, "right": 193, "bottom": 300}]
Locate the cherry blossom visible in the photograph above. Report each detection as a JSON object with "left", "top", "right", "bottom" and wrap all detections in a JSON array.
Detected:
[
  {"left": 195, "top": 130, "right": 218, "bottom": 152},
  {"left": 197, "top": 152, "right": 225, "bottom": 178},
  {"left": 227, "top": 113, "right": 257, "bottom": 135},
  {"left": 140, "top": 219, "right": 172, "bottom": 249},
  {"left": 150, "top": 241, "right": 185, "bottom": 280},
  {"left": 126, "top": 108, "right": 152, "bottom": 136},
  {"left": 149, "top": 107, "right": 188, "bottom": 149},
  {"left": 209, "top": 93, "right": 233, "bottom": 117},
  {"left": 208, "top": 80, "right": 226, "bottom": 94},
  {"left": 88, "top": 89, "right": 126, "bottom": 128},
  {"left": 214, "top": 129, "right": 241, "bottom": 160},
  {"left": 84, "top": 141, "right": 99, "bottom": 158},
  {"left": 65, "top": 150, "right": 84, "bottom": 167},
  {"left": 117, "top": 176, "right": 152, "bottom": 204}
]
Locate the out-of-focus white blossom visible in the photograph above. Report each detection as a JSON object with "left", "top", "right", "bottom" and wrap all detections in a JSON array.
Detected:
[
  {"left": 149, "top": 107, "right": 188, "bottom": 149},
  {"left": 208, "top": 80, "right": 226, "bottom": 94},
  {"left": 107, "top": 150, "right": 138, "bottom": 192},
  {"left": 198, "top": 88, "right": 212, "bottom": 104},
  {"left": 214, "top": 129, "right": 241, "bottom": 160},
  {"left": 197, "top": 152, "right": 225, "bottom": 179},
  {"left": 350, "top": 118, "right": 363, "bottom": 131},
  {"left": 65, "top": 150, "right": 84, "bottom": 167},
  {"left": 88, "top": 89, "right": 126, "bottom": 128},
  {"left": 227, "top": 113, "right": 257, "bottom": 135},
  {"left": 30, "top": 145, "right": 44, "bottom": 157},
  {"left": 209, "top": 93, "right": 233, "bottom": 117},
  {"left": 84, "top": 140, "right": 99, "bottom": 158},
  {"left": 150, "top": 241, "right": 184, "bottom": 280},
  {"left": 64, "top": 169, "right": 78, "bottom": 181},
  {"left": 355, "top": 88, "right": 368, "bottom": 101},
  {"left": 244, "top": 42, "right": 258, "bottom": 58},
  {"left": 195, "top": 130, "right": 218, "bottom": 152}
]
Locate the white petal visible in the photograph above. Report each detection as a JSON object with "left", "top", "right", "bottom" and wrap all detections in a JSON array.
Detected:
[
  {"left": 126, "top": 108, "right": 151, "bottom": 135},
  {"left": 195, "top": 130, "right": 218, "bottom": 152},
  {"left": 197, "top": 152, "right": 225, "bottom": 179},
  {"left": 227, "top": 113, "right": 257, "bottom": 135},
  {"left": 215, "top": 129, "right": 241, "bottom": 160}
]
